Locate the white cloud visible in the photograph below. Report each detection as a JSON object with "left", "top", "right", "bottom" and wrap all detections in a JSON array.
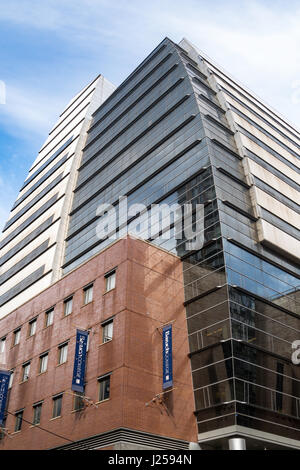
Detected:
[{"left": 0, "top": 0, "right": 299, "bottom": 234}]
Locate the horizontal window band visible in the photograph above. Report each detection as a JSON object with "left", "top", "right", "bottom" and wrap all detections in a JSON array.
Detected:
[
  {"left": 180, "top": 52, "right": 199, "bottom": 68},
  {"left": 71, "top": 125, "right": 199, "bottom": 216},
  {"left": 72, "top": 115, "right": 197, "bottom": 213},
  {"left": 40, "top": 103, "right": 89, "bottom": 154},
  {"left": 186, "top": 62, "right": 208, "bottom": 81},
  {"left": 260, "top": 208, "right": 300, "bottom": 242},
  {"left": 13, "top": 151, "right": 74, "bottom": 211},
  {"left": 184, "top": 285, "right": 224, "bottom": 307},
  {"left": 88, "top": 64, "right": 179, "bottom": 136},
  {"left": 226, "top": 238, "right": 300, "bottom": 279},
  {"left": 216, "top": 79, "right": 300, "bottom": 143},
  {"left": 83, "top": 75, "right": 184, "bottom": 152},
  {"left": 0, "top": 216, "right": 59, "bottom": 268},
  {"left": 180, "top": 235, "right": 221, "bottom": 261},
  {"left": 198, "top": 94, "right": 225, "bottom": 114},
  {"left": 204, "top": 114, "right": 234, "bottom": 135},
  {"left": 230, "top": 285, "right": 300, "bottom": 320},
  {"left": 0, "top": 194, "right": 64, "bottom": 250},
  {"left": 244, "top": 148, "right": 300, "bottom": 193},
  {"left": 210, "top": 138, "right": 242, "bottom": 160},
  {"left": 28, "top": 130, "right": 78, "bottom": 174},
  {"left": 32, "top": 118, "right": 84, "bottom": 171},
  {"left": 67, "top": 162, "right": 210, "bottom": 245},
  {"left": 60, "top": 74, "right": 101, "bottom": 118},
  {"left": 238, "top": 125, "right": 300, "bottom": 174},
  {"left": 221, "top": 200, "right": 257, "bottom": 221},
  {"left": 79, "top": 93, "right": 191, "bottom": 176},
  {"left": 191, "top": 76, "right": 216, "bottom": 95},
  {"left": 3, "top": 173, "right": 68, "bottom": 232},
  {"left": 231, "top": 105, "right": 300, "bottom": 159},
  {"left": 22, "top": 136, "right": 73, "bottom": 190},
  {"left": 209, "top": 66, "right": 300, "bottom": 138},
  {"left": 253, "top": 176, "right": 300, "bottom": 215},
  {"left": 0, "top": 267, "right": 51, "bottom": 308},
  {"left": 0, "top": 241, "right": 55, "bottom": 287},
  {"left": 92, "top": 44, "right": 168, "bottom": 119},
  {"left": 93, "top": 52, "right": 172, "bottom": 126},
  {"left": 50, "top": 90, "right": 95, "bottom": 137},
  {"left": 63, "top": 165, "right": 210, "bottom": 266},
  {"left": 216, "top": 167, "right": 250, "bottom": 189},
  {"left": 221, "top": 86, "right": 300, "bottom": 150},
  {"left": 194, "top": 402, "right": 235, "bottom": 415}
]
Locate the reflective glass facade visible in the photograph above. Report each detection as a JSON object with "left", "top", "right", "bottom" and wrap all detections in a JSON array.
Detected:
[{"left": 62, "top": 37, "right": 300, "bottom": 449}]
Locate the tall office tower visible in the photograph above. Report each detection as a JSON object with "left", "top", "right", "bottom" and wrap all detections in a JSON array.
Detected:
[
  {"left": 0, "top": 75, "right": 115, "bottom": 319},
  {"left": 0, "top": 37, "right": 299, "bottom": 450}
]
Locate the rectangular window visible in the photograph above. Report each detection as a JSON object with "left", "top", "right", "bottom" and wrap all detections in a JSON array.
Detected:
[
  {"left": 64, "top": 297, "right": 73, "bottom": 316},
  {"left": 105, "top": 271, "right": 116, "bottom": 292},
  {"left": 102, "top": 320, "right": 113, "bottom": 343},
  {"left": 14, "top": 410, "right": 23, "bottom": 432},
  {"left": 98, "top": 374, "right": 111, "bottom": 402},
  {"left": 58, "top": 343, "right": 68, "bottom": 365},
  {"left": 83, "top": 284, "right": 93, "bottom": 304},
  {"left": 22, "top": 362, "right": 30, "bottom": 382},
  {"left": 13, "top": 329, "right": 21, "bottom": 346},
  {"left": 28, "top": 318, "right": 37, "bottom": 337},
  {"left": 0, "top": 337, "right": 6, "bottom": 354},
  {"left": 8, "top": 370, "right": 14, "bottom": 389},
  {"left": 32, "top": 402, "right": 42, "bottom": 425},
  {"left": 39, "top": 353, "right": 48, "bottom": 374},
  {"left": 45, "top": 308, "right": 54, "bottom": 327},
  {"left": 52, "top": 395, "right": 62, "bottom": 418}
]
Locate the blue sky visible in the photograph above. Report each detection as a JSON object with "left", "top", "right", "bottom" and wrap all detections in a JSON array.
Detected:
[{"left": 0, "top": 0, "right": 299, "bottom": 231}]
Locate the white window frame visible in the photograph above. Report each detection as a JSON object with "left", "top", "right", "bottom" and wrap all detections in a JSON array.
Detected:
[
  {"left": 28, "top": 318, "right": 37, "bottom": 337},
  {"left": 64, "top": 297, "right": 73, "bottom": 316},
  {"left": 39, "top": 353, "right": 48, "bottom": 374},
  {"left": 83, "top": 284, "right": 93, "bottom": 304},
  {"left": 13, "top": 329, "right": 21, "bottom": 346},
  {"left": 105, "top": 271, "right": 116, "bottom": 292},
  {"left": 102, "top": 319, "right": 114, "bottom": 343},
  {"left": 58, "top": 343, "right": 68, "bottom": 365},
  {"left": 22, "top": 362, "right": 30, "bottom": 382},
  {"left": 45, "top": 309, "right": 54, "bottom": 327}
]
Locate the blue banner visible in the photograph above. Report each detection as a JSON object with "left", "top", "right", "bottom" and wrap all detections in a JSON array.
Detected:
[
  {"left": 71, "top": 330, "right": 88, "bottom": 393},
  {"left": 162, "top": 325, "right": 173, "bottom": 390},
  {"left": 0, "top": 370, "right": 10, "bottom": 426}
]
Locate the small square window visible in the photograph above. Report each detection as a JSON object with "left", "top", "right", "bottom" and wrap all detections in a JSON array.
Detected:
[
  {"left": 15, "top": 410, "right": 23, "bottom": 432},
  {"left": 28, "top": 319, "right": 37, "bottom": 337},
  {"left": 39, "top": 353, "right": 48, "bottom": 374},
  {"left": 98, "top": 375, "right": 110, "bottom": 402},
  {"left": 105, "top": 271, "right": 116, "bottom": 292},
  {"left": 58, "top": 343, "right": 68, "bottom": 365},
  {"left": 45, "top": 309, "right": 54, "bottom": 327},
  {"left": 102, "top": 320, "right": 113, "bottom": 343},
  {"left": 64, "top": 297, "right": 73, "bottom": 316},
  {"left": 13, "top": 329, "right": 21, "bottom": 346},
  {"left": 83, "top": 285, "right": 93, "bottom": 304},
  {"left": 52, "top": 395, "right": 62, "bottom": 418},
  {"left": 32, "top": 403, "right": 42, "bottom": 425},
  {"left": 22, "top": 362, "right": 30, "bottom": 382}
]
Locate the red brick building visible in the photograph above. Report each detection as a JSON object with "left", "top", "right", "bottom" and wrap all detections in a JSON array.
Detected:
[{"left": 0, "top": 236, "right": 197, "bottom": 450}]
